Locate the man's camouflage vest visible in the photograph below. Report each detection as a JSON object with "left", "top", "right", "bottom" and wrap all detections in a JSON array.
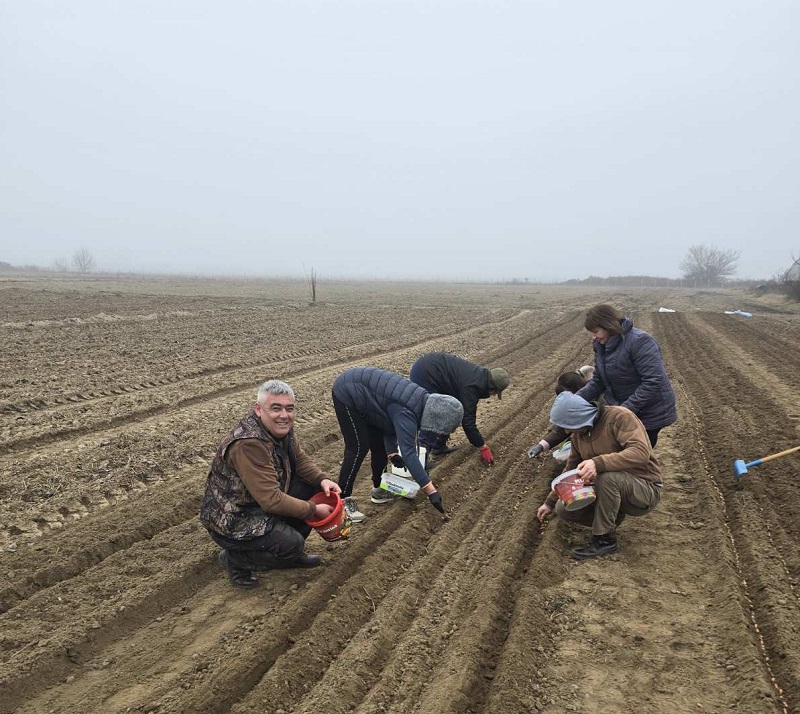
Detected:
[{"left": 199, "top": 410, "right": 297, "bottom": 539}]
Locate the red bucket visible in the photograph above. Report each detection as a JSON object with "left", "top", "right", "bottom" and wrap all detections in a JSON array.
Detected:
[
  {"left": 551, "top": 469, "right": 596, "bottom": 511},
  {"left": 305, "top": 492, "right": 351, "bottom": 541}
]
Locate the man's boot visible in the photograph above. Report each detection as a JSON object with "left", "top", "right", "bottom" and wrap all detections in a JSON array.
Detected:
[
  {"left": 218, "top": 550, "right": 259, "bottom": 588},
  {"left": 570, "top": 534, "right": 619, "bottom": 560}
]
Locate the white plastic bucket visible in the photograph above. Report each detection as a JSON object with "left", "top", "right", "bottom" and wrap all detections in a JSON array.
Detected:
[
  {"left": 379, "top": 472, "right": 420, "bottom": 499},
  {"left": 389, "top": 446, "right": 427, "bottom": 478}
]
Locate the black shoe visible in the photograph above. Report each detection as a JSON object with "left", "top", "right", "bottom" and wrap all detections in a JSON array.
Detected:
[
  {"left": 294, "top": 553, "right": 322, "bottom": 568},
  {"left": 218, "top": 550, "right": 259, "bottom": 588},
  {"left": 270, "top": 552, "right": 323, "bottom": 569},
  {"left": 570, "top": 535, "right": 619, "bottom": 560},
  {"left": 430, "top": 445, "right": 460, "bottom": 456}
]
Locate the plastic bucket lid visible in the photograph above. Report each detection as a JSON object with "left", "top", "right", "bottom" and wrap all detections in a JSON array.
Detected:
[
  {"left": 551, "top": 469, "right": 596, "bottom": 511},
  {"left": 305, "top": 491, "right": 351, "bottom": 541}
]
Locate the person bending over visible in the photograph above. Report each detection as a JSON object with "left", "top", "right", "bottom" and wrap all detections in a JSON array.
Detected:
[
  {"left": 409, "top": 352, "right": 509, "bottom": 466},
  {"left": 332, "top": 366, "right": 463, "bottom": 522}
]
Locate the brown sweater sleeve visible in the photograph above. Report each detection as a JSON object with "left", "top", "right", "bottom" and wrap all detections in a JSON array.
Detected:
[
  {"left": 542, "top": 426, "right": 569, "bottom": 450},
  {"left": 228, "top": 440, "right": 316, "bottom": 520},
  {"left": 592, "top": 410, "right": 655, "bottom": 477},
  {"left": 293, "top": 442, "right": 328, "bottom": 487}
]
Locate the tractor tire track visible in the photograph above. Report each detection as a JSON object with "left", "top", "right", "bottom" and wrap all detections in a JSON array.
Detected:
[{"left": 0, "top": 311, "right": 518, "bottom": 454}]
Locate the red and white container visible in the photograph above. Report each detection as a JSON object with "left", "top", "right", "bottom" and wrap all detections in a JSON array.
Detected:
[
  {"left": 551, "top": 469, "right": 596, "bottom": 511},
  {"left": 305, "top": 492, "right": 351, "bottom": 541}
]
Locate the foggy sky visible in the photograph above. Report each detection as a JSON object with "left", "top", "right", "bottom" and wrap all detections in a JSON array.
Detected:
[{"left": 1, "top": 1, "right": 798, "bottom": 281}]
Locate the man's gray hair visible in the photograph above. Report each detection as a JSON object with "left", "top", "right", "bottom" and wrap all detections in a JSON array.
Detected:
[{"left": 257, "top": 379, "right": 295, "bottom": 404}]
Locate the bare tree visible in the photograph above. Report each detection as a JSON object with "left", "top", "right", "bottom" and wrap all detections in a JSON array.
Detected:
[
  {"left": 303, "top": 264, "right": 318, "bottom": 303},
  {"left": 52, "top": 257, "right": 69, "bottom": 272},
  {"left": 679, "top": 245, "right": 739, "bottom": 286},
  {"left": 72, "top": 248, "right": 96, "bottom": 273}
]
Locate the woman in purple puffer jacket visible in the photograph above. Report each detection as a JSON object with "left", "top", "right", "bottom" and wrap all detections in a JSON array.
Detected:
[{"left": 575, "top": 304, "right": 676, "bottom": 447}]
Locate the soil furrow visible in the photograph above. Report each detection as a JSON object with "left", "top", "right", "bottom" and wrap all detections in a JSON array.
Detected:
[
  {"left": 0, "top": 307, "right": 569, "bottom": 552},
  {"left": 0, "top": 312, "right": 515, "bottom": 454},
  {"left": 144, "top": 329, "right": 577, "bottom": 714},
  {"left": 230, "top": 378, "right": 558, "bottom": 714},
  {"left": 655, "top": 312, "right": 799, "bottom": 711},
  {"left": 699, "top": 312, "right": 800, "bottom": 382}
]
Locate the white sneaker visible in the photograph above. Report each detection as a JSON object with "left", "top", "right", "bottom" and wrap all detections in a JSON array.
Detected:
[{"left": 343, "top": 497, "right": 366, "bottom": 523}]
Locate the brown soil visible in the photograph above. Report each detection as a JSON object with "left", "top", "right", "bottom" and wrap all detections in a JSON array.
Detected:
[{"left": 1, "top": 276, "right": 798, "bottom": 714}]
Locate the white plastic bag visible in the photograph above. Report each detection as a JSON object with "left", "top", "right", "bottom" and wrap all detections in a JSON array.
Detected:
[{"left": 552, "top": 441, "right": 572, "bottom": 463}]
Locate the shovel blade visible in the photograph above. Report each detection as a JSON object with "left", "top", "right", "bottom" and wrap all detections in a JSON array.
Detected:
[{"left": 733, "top": 459, "right": 748, "bottom": 478}]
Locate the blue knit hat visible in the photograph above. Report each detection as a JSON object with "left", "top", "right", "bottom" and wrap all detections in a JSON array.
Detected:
[{"left": 549, "top": 392, "right": 597, "bottom": 430}]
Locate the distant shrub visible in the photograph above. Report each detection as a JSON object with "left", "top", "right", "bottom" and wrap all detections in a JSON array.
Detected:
[{"left": 783, "top": 280, "right": 800, "bottom": 302}]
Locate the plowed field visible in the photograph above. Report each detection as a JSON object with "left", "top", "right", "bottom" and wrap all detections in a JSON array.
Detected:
[{"left": 1, "top": 276, "right": 798, "bottom": 714}]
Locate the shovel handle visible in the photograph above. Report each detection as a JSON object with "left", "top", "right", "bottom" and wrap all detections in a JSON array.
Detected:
[{"left": 752, "top": 445, "right": 800, "bottom": 466}]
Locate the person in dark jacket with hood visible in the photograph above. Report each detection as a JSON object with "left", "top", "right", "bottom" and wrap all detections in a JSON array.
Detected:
[
  {"left": 576, "top": 304, "right": 676, "bottom": 447},
  {"left": 200, "top": 379, "right": 340, "bottom": 588},
  {"left": 332, "top": 366, "right": 464, "bottom": 523},
  {"left": 409, "top": 352, "right": 510, "bottom": 465}
]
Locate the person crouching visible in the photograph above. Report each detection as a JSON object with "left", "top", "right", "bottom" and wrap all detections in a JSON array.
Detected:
[
  {"left": 200, "top": 379, "right": 340, "bottom": 588},
  {"left": 536, "top": 392, "right": 663, "bottom": 559}
]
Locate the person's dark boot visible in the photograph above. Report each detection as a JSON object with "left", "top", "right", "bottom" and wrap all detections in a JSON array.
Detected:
[
  {"left": 293, "top": 553, "right": 322, "bottom": 568},
  {"left": 570, "top": 534, "right": 619, "bottom": 560},
  {"left": 429, "top": 445, "right": 460, "bottom": 456},
  {"left": 218, "top": 550, "right": 259, "bottom": 588},
  {"left": 268, "top": 552, "right": 323, "bottom": 569}
]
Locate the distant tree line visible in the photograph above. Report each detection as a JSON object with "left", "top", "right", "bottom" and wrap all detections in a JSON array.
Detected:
[
  {"left": 561, "top": 275, "right": 686, "bottom": 288},
  {"left": 0, "top": 248, "right": 97, "bottom": 274},
  {"left": 57, "top": 248, "right": 96, "bottom": 273}
]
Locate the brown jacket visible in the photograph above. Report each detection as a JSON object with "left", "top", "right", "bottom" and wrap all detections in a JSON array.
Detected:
[
  {"left": 228, "top": 438, "right": 326, "bottom": 520},
  {"left": 545, "top": 405, "right": 662, "bottom": 508},
  {"left": 199, "top": 410, "right": 327, "bottom": 539}
]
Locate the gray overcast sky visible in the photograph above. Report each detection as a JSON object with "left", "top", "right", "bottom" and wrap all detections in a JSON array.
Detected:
[{"left": 1, "top": 1, "right": 798, "bottom": 281}]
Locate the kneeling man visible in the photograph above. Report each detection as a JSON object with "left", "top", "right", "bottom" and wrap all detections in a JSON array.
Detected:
[{"left": 200, "top": 379, "right": 339, "bottom": 587}]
